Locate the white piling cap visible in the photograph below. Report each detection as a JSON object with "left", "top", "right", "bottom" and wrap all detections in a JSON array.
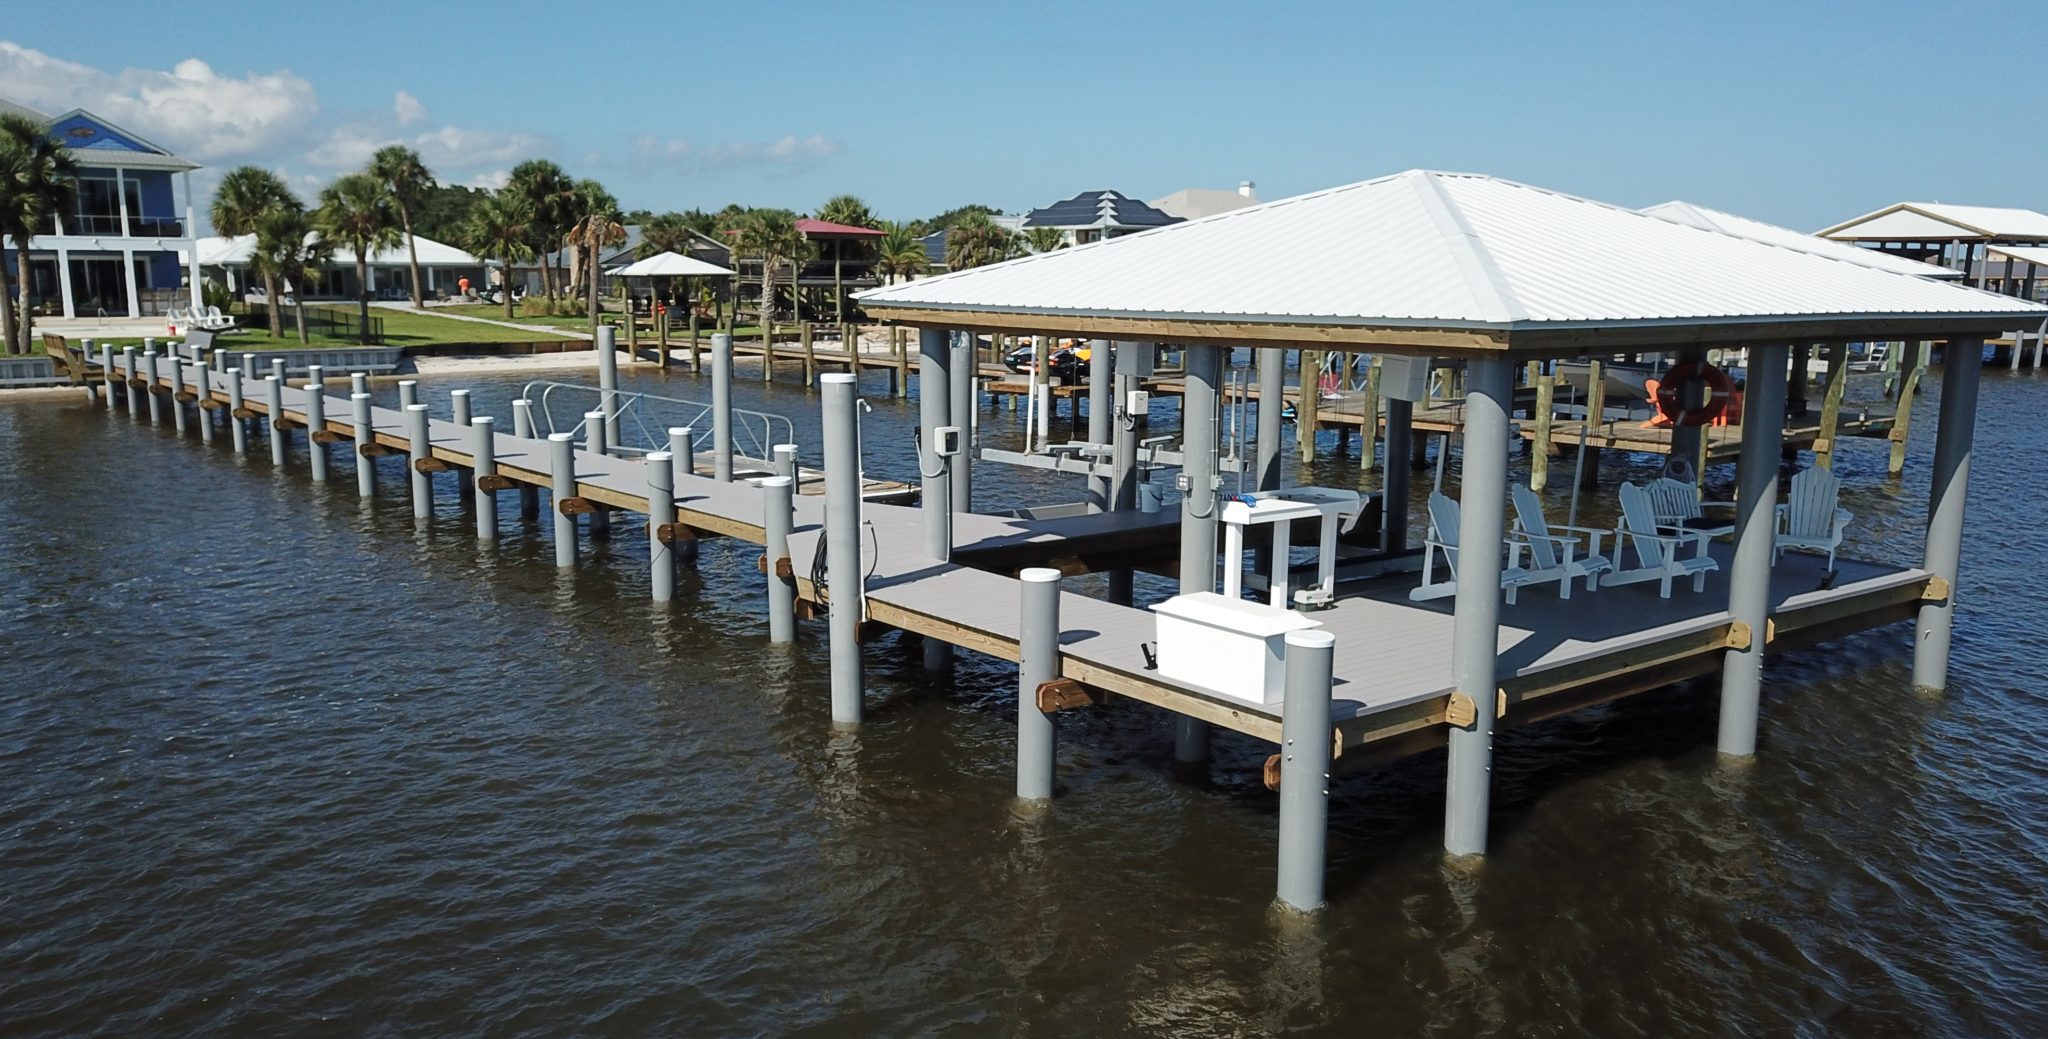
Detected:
[
  {"left": 821, "top": 373, "right": 856, "bottom": 384},
  {"left": 759, "top": 476, "right": 793, "bottom": 487},
  {"left": 405, "top": 403, "right": 428, "bottom": 412},
  {"left": 1020, "top": 567, "right": 1062, "bottom": 584},
  {"left": 668, "top": 426, "right": 693, "bottom": 436},
  {"left": 646, "top": 451, "right": 672, "bottom": 462},
  {"left": 1284, "top": 629, "right": 1336, "bottom": 649}
]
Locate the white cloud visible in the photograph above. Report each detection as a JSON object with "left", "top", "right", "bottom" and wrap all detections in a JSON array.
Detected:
[
  {"left": 633, "top": 132, "right": 843, "bottom": 176},
  {"left": 468, "top": 169, "right": 511, "bottom": 190},
  {"left": 0, "top": 41, "right": 318, "bottom": 162},
  {"left": 393, "top": 91, "right": 426, "bottom": 125}
]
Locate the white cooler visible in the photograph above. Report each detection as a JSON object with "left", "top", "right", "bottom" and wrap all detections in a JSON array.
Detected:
[{"left": 1150, "top": 592, "right": 1324, "bottom": 705}]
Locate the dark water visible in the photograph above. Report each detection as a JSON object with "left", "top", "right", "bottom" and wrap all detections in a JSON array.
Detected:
[{"left": 3, "top": 358, "right": 2044, "bottom": 1037}]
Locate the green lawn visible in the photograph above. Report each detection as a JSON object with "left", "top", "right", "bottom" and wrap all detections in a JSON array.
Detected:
[
  {"left": 435, "top": 304, "right": 605, "bottom": 332},
  {"left": 86, "top": 307, "right": 580, "bottom": 350}
]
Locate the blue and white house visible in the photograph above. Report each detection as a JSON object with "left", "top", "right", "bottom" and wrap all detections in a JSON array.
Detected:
[{"left": 0, "top": 97, "right": 203, "bottom": 320}]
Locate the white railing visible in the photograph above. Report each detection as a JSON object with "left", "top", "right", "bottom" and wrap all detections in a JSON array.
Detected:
[{"left": 520, "top": 379, "right": 795, "bottom": 465}]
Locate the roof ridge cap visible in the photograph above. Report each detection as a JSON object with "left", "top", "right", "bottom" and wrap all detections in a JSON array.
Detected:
[{"left": 1406, "top": 172, "right": 1523, "bottom": 323}]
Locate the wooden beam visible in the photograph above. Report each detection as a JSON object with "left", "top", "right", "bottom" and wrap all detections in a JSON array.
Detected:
[{"left": 864, "top": 307, "right": 1509, "bottom": 354}]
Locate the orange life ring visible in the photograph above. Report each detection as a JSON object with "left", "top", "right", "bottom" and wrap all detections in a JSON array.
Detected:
[{"left": 1652, "top": 361, "right": 1731, "bottom": 427}]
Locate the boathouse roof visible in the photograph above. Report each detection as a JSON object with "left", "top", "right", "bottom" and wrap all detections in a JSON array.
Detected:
[
  {"left": 1818, "top": 202, "right": 2048, "bottom": 243},
  {"left": 1640, "top": 200, "right": 1962, "bottom": 280},
  {"left": 857, "top": 170, "right": 2048, "bottom": 356}
]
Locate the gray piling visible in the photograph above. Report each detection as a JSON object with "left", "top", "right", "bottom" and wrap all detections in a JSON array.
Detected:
[
  {"left": 711, "top": 333, "right": 734, "bottom": 481},
  {"left": 773, "top": 444, "right": 796, "bottom": 481},
  {"left": 398, "top": 379, "right": 418, "bottom": 410},
  {"left": 269, "top": 357, "right": 285, "bottom": 386},
  {"left": 822, "top": 372, "right": 864, "bottom": 724},
  {"left": 1276, "top": 628, "right": 1337, "bottom": 912},
  {"left": 1383, "top": 398, "right": 1413, "bottom": 552},
  {"left": 763, "top": 475, "right": 796, "bottom": 643},
  {"left": 144, "top": 349, "right": 163, "bottom": 425},
  {"left": 241, "top": 352, "right": 256, "bottom": 382},
  {"left": 1717, "top": 343, "right": 1788, "bottom": 756},
  {"left": 405, "top": 403, "right": 432, "bottom": 518},
  {"left": 647, "top": 450, "right": 676, "bottom": 602},
  {"left": 1175, "top": 343, "right": 1224, "bottom": 767},
  {"left": 583, "top": 410, "right": 610, "bottom": 539},
  {"left": 1913, "top": 337, "right": 1984, "bottom": 691},
  {"left": 227, "top": 370, "right": 248, "bottom": 454},
  {"left": 949, "top": 332, "right": 975, "bottom": 513},
  {"left": 918, "top": 328, "right": 955, "bottom": 673},
  {"left": 305, "top": 381, "right": 329, "bottom": 482},
  {"left": 100, "top": 342, "right": 116, "bottom": 410},
  {"left": 169, "top": 354, "right": 188, "bottom": 433},
  {"left": 450, "top": 390, "right": 473, "bottom": 503},
  {"left": 266, "top": 375, "right": 286, "bottom": 466},
  {"left": 549, "top": 432, "right": 577, "bottom": 568},
  {"left": 122, "top": 346, "right": 140, "bottom": 416},
  {"left": 193, "top": 361, "right": 215, "bottom": 444},
  {"left": 1444, "top": 357, "right": 1512, "bottom": 858},
  {"left": 1016, "top": 567, "right": 1062, "bottom": 801},
  {"left": 1087, "top": 338, "right": 1112, "bottom": 510},
  {"left": 668, "top": 427, "right": 696, "bottom": 481},
  {"left": 351, "top": 392, "right": 375, "bottom": 496},
  {"left": 597, "top": 326, "right": 622, "bottom": 451},
  {"left": 306, "top": 364, "right": 324, "bottom": 394},
  {"left": 472, "top": 416, "right": 498, "bottom": 541},
  {"left": 513, "top": 399, "right": 541, "bottom": 519},
  {"left": 351, "top": 371, "right": 369, "bottom": 398}
]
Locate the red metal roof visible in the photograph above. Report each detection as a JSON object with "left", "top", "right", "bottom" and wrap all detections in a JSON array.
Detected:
[{"left": 796, "top": 218, "right": 886, "bottom": 238}]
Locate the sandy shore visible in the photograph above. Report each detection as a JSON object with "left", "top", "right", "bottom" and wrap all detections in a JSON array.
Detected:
[{"left": 409, "top": 351, "right": 612, "bottom": 375}]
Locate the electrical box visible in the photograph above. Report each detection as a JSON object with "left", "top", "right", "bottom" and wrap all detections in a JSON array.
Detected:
[
  {"left": 1379, "top": 355, "right": 1433, "bottom": 402},
  {"left": 1114, "top": 341, "right": 1156, "bottom": 378},
  {"left": 1125, "top": 390, "right": 1150, "bottom": 415},
  {"left": 1151, "top": 593, "right": 1325, "bottom": 705},
  {"left": 934, "top": 425, "right": 961, "bottom": 457}
]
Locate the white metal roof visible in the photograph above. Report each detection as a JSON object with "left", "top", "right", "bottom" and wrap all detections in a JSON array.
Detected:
[
  {"left": 1987, "top": 244, "right": 2048, "bottom": 267},
  {"left": 858, "top": 170, "right": 2047, "bottom": 333},
  {"left": 1818, "top": 202, "right": 2048, "bottom": 242},
  {"left": 196, "top": 233, "right": 481, "bottom": 267},
  {"left": 611, "top": 251, "right": 734, "bottom": 277},
  {"left": 1641, "top": 200, "right": 1961, "bottom": 279}
]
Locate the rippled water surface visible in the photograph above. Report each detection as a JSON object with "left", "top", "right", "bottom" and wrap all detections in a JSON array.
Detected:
[{"left": 2, "top": 357, "right": 2044, "bottom": 1037}]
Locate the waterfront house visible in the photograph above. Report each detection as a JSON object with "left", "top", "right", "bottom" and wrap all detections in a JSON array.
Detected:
[
  {"left": 1150, "top": 181, "right": 1261, "bottom": 220},
  {"left": 0, "top": 96, "right": 202, "bottom": 320},
  {"left": 1021, "top": 190, "right": 1182, "bottom": 245},
  {"left": 195, "top": 233, "right": 487, "bottom": 301}
]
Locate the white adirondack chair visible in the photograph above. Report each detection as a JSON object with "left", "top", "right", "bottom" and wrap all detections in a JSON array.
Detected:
[
  {"left": 1642, "top": 476, "right": 1735, "bottom": 535},
  {"left": 1411, "top": 491, "right": 1552, "bottom": 604},
  {"left": 1775, "top": 467, "right": 1852, "bottom": 571},
  {"left": 1604, "top": 482, "right": 1720, "bottom": 597},
  {"left": 1510, "top": 484, "right": 1613, "bottom": 597},
  {"left": 201, "top": 305, "right": 237, "bottom": 331}
]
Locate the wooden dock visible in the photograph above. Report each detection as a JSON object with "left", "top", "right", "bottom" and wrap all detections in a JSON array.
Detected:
[{"left": 99, "top": 353, "right": 1939, "bottom": 779}]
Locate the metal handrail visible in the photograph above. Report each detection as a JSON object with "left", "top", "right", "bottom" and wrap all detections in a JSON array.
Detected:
[{"left": 519, "top": 379, "right": 796, "bottom": 464}]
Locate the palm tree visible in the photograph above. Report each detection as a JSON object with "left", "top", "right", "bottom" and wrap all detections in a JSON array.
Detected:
[
  {"left": 250, "top": 207, "right": 330, "bottom": 344},
  {"left": 462, "top": 193, "right": 534, "bottom": 320},
  {"left": 875, "top": 221, "right": 927, "bottom": 285},
  {"left": 506, "top": 160, "right": 573, "bottom": 306},
  {"left": 945, "top": 212, "right": 1017, "bottom": 271},
  {"left": 0, "top": 112, "right": 80, "bottom": 353},
  {"left": 366, "top": 145, "right": 435, "bottom": 309},
  {"left": 210, "top": 166, "right": 299, "bottom": 336},
  {"left": 814, "top": 194, "right": 877, "bottom": 230},
  {"left": 731, "top": 210, "right": 809, "bottom": 326},
  {"left": 1023, "top": 226, "right": 1067, "bottom": 254},
  {"left": 314, "top": 173, "right": 402, "bottom": 344},
  {"left": 636, "top": 211, "right": 699, "bottom": 259},
  {"left": 562, "top": 179, "right": 625, "bottom": 338}
]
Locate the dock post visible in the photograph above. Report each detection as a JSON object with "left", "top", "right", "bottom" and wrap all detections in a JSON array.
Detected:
[
  {"left": 450, "top": 390, "right": 473, "bottom": 504},
  {"left": 596, "top": 326, "right": 621, "bottom": 451},
  {"left": 822, "top": 372, "right": 864, "bottom": 724},
  {"left": 1254, "top": 347, "right": 1286, "bottom": 578},
  {"left": 513, "top": 399, "right": 541, "bottom": 519},
  {"left": 398, "top": 378, "right": 418, "bottom": 410},
  {"left": 1016, "top": 567, "right": 1063, "bottom": 801},
  {"left": 472, "top": 416, "right": 498, "bottom": 541},
  {"left": 351, "top": 392, "right": 375, "bottom": 495},
  {"left": 1717, "top": 343, "right": 1788, "bottom": 757},
  {"left": 918, "top": 326, "right": 956, "bottom": 668},
  {"left": 668, "top": 426, "right": 696, "bottom": 480},
  {"left": 1445, "top": 356, "right": 1512, "bottom": 858},
  {"left": 583, "top": 410, "right": 611, "bottom": 539},
  {"left": 192, "top": 360, "right": 215, "bottom": 444},
  {"left": 1176, "top": 343, "right": 1224, "bottom": 766},
  {"left": 306, "top": 364, "right": 324, "bottom": 394},
  {"left": 405, "top": 403, "right": 433, "bottom": 517},
  {"left": 711, "top": 333, "right": 734, "bottom": 481},
  {"left": 1276, "top": 628, "right": 1337, "bottom": 912},
  {"left": 1888, "top": 349, "right": 1925, "bottom": 478},
  {"left": 801, "top": 321, "right": 816, "bottom": 387},
  {"left": 1296, "top": 350, "right": 1321, "bottom": 463},
  {"left": 227, "top": 370, "right": 248, "bottom": 454},
  {"left": 1912, "top": 338, "right": 1983, "bottom": 692},
  {"left": 305, "top": 381, "right": 329, "bottom": 482},
  {"left": 169, "top": 353, "right": 188, "bottom": 434},
  {"left": 647, "top": 450, "right": 676, "bottom": 603},
  {"left": 1815, "top": 342, "right": 1849, "bottom": 470},
  {"left": 266, "top": 375, "right": 287, "bottom": 466},
  {"left": 1383, "top": 397, "right": 1414, "bottom": 552},
  {"left": 772, "top": 443, "right": 796, "bottom": 481},
  {"left": 269, "top": 357, "right": 285, "bottom": 387},
  {"left": 763, "top": 475, "right": 796, "bottom": 643},
  {"left": 122, "top": 346, "right": 141, "bottom": 416},
  {"left": 1360, "top": 357, "right": 1382, "bottom": 473},
  {"left": 350, "top": 371, "right": 368, "bottom": 398},
  {"left": 1531, "top": 363, "right": 1556, "bottom": 490},
  {"left": 144, "top": 348, "right": 163, "bottom": 425},
  {"left": 100, "top": 342, "right": 117, "bottom": 410},
  {"left": 1087, "top": 338, "right": 1113, "bottom": 510},
  {"left": 949, "top": 331, "right": 975, "bottom": 513},
  {"left": 241, "top": 352, "right": 256, "bottom": 383},
  {"left": 549, "top": 433, "right": 578, "bottom": 568}
]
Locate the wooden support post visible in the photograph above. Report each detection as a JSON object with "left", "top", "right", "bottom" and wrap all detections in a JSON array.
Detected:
[
  {"left": 801, "top": 321, "right": 816, "bottom": 387},
  {"left": 1531, "top": 362, "right": 1556, "bottom": 490},
  {"left": 1361, "top": 356, "right": 1382, "bottom": 472},
  {"left": 761, "top": 317, "right": 774, "bottom": 383},
  {"left": 1296, "top": 349, "right": 1321, "bottom": 464},
  {"left": 1815, "top": 341, "right": 1849, "bottom": 470},
  {"left": 1888, "top": 354, "right": 1925, "bottom": 477},
  {"left": 627, "top": 302, "right": 640, "bottom": 363}
]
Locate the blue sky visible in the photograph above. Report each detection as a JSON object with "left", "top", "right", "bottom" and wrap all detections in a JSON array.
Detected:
[{"left": 3, "top": 1, "right": 2044, "bottom": 231}]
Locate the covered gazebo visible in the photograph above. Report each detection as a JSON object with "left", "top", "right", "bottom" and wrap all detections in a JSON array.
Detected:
[{"left": 856, "top": 170, "right": 2046, "bottom": 893}]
